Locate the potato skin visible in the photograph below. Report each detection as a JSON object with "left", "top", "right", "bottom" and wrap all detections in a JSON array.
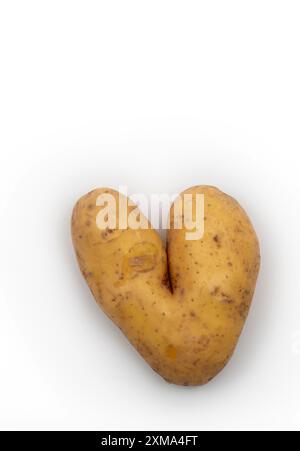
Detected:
[{"left": 71, "top": 186, "right": 260, "bottom": 386}]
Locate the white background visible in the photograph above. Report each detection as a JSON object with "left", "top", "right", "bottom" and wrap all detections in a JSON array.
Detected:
[{"left": 0, "top": 1, "right": 300, "bottom": 431}]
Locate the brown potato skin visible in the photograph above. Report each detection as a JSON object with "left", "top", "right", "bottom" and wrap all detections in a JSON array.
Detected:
[{"left": 71, "top": 186, "right": 260, "bottom": 386}]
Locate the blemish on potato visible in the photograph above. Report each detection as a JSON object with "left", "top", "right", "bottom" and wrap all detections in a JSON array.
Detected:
[
  {"left": 122, "top": 242, "right": 158, "bottom": 279},
  {"left": 194, "top": 339, "right": 210, "bottom": 353},
  {"left": 221, "top": 292, "right": 234, "bottom": 304},
  {"left": 235, "top": 226, "right": 243, "bottom": 233},
  {"left": 128, "top": 255, "right": 153, "bottom": 270},
  {"left": 213, "top": 234, "right": 221, "bottom": 247},
  {"left": 165, "top": 345, "right": 177, "bottom": 360},
  {"left": 211, "top": 286, "right": 220, "bottom": 296},
  {"left": 98, "top": 227, "right": 124, "bottom": 244},
  {"left": 237, "top": 302, "right": 249, "bottom": 319}
]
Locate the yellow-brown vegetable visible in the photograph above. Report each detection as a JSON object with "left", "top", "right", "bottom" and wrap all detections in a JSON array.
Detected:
[{"left": 71, "top": 186, "right": 260, "bottom": 386}]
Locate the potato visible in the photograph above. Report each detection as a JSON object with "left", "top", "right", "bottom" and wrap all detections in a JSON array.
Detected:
[{"left": 71, "top": 186, "right": 260, "bottom": 386}]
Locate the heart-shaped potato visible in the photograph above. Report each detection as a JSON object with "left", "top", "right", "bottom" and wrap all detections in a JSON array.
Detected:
[{"left": 71, "top": 186, "right": 260, "bottom": 386}]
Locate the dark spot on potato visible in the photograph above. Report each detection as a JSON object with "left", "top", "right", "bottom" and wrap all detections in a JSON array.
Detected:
[
  {"left": 195, "top": 335, "right": 210, "bottom": 352},
  {"left": 161, "top": 272, "right": 169, "bottom": 287},
  {"left": 211, "top": 286, "right": 220, "bottom": 296},
  {"left": 221, "top": 292, "right": 234, "bottom": 304},
  {"left": 213, "top": 235, "right": 222, "bottom": 248},
  {"left": 237, "top": 302, "right": 249, "bottom": 319},
  {"left": 99, "top": 227, "right": 124, "bottom": 244}
]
